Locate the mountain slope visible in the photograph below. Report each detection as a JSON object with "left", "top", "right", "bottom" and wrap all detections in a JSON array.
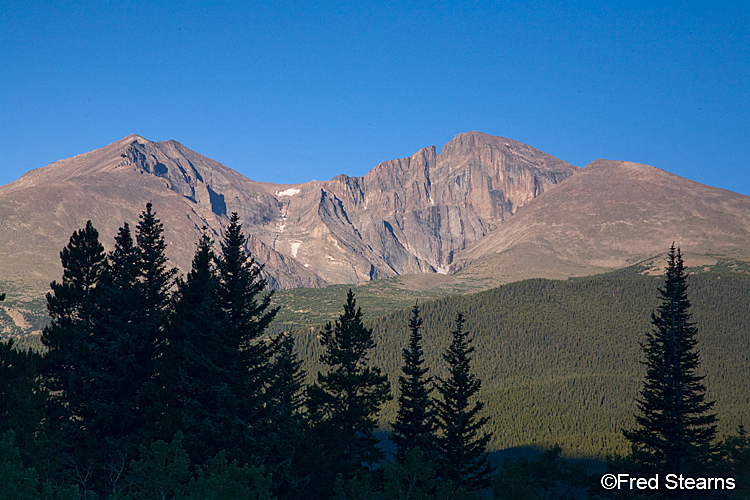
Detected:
[
  {"left": 0, "top": 132, "right": 576, "bottom": 298},
  {"left": 451, "top": 159, "right": 750, "bottom": 283}
]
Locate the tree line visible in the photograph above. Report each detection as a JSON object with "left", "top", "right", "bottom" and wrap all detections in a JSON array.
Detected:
[{"left": 1, "top": 206, "right": 749, "bottom": 499}]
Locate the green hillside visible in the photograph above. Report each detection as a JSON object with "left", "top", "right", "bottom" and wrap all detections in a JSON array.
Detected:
[
  {"left": 5, "top": 266, "right": 749, "bottom": 460},
  {"left": 290, "top": 271, "right": 750, "bottom": 459}
]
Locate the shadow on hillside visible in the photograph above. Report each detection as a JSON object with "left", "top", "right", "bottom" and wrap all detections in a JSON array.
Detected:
[{"left": 375, "top": 430, "right": 607, "bottom": 473}]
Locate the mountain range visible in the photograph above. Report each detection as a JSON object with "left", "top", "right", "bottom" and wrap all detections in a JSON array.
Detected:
[{"left": 1, "top": 131, "right": 749, "bottom": 334}]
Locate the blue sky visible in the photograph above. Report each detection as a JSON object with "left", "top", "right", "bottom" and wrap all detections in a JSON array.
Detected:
[{"left": 1, "top": 1, "right": 748, "bottom": 195}]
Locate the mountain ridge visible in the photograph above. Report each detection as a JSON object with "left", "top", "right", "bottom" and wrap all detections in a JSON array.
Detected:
[{"left": 0, "top": 131, "right": 578, "bottom": 296}]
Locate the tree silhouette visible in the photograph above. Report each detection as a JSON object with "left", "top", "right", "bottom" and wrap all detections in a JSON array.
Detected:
[
  {"left": 623, "top": 245, "right": 717, "bottom": 473},
  {"left": 392, "top": 302, "right": 435, "bottom": 463},
  {"left": 434, "top": 313, "right": 494, "bottom": 490}
]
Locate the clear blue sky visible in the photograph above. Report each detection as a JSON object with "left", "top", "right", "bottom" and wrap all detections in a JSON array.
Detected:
[{"left": 1, "top": 1, "right": 748, "bottom": 195}]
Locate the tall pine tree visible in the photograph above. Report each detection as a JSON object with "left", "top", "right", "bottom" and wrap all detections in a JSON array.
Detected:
[
  {"left": 392, "top": 302, "right": 435, "bottom": 463},
  {"left": 623, "top": 245, "right": 717, "bottom": 474},
  {"left": 266, "top": 331, "right": 307, "bottom": 500},
  {"left": 160, "top": 230, "right": 224, "bottom": 462},
  {"left": 86, "top": 204, "right": 177, "bottom": 454},
  {"left": 41, "top": 221, "right": 107, "bottom": 417},
  {"left": 434, "top": 313, "right": 494, "bottom": 491},
  {"left": 306, "top": 289, "right": 391, "bottom": 495},
  {"left": 214, "top": 212, "right": 278, "bottom": 463}
]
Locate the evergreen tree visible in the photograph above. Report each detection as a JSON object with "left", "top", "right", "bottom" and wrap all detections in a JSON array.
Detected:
[
  {"left": 84, "top": 204, "right": 176, "bottom": 458},
  {"left": 160, "top": 230, "right": 224, "bottom": 462},
  {"left": 434, "top": 313, "right": 494, "bottom": 491},
  {"left": 268, "top": 331, "right": 305, "bottom": 421},
  {"left": 623, "top": 245, "right": 717, "bottom": 473},
  {"left": 306, "top": 289, "right": 392, "bottom": 494},
  {"left": 214, "top": 212, "right": 278, "bottom": 462},
  {"left": 41, "top": 221, "right": 107, "bottom": 418},
  {"left": 0, "top": 337, "right": 47, "bottom": 468},
  {"left": 266, "top": 331, "right": 306, "bottom": 499},
  {"left": 392, "top": 303, "right": 435, "bottom": 463},
  {"left": 39, "top": 221, "right": 107, "bottom": 477}
]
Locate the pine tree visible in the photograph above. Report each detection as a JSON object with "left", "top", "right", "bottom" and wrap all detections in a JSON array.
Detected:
[
  {"left": 160, "top": 230, "right": 224, "bottom": 462},
  {"left": 41, "top": 221, "right": 107, "bottom": 412},
  {"left": 392, "top": 302, "right": 435, "bottom": 463},
  {"left": 623, "top": 245, "right": 717, "bottom": 473},
  {"left": 214, "top": 212, "right": 278, "bottom": 461},
  {"left": 69, "top": 220, "right": 143, "bottom": 473},
  {"left": 306, "top": 289, "right": 392, "bottom": 493},
  {"left": 434, "top": 313, "right": 494, "bottom": 491},
  {"left": 86, "top": 204, "right": 177, "bottom": 451},
  {"left": 266, "top": 331, "right": 306, "bottom": 499},
  {"left": 0, "top": 337, "right": 47, "bottom": 469}
]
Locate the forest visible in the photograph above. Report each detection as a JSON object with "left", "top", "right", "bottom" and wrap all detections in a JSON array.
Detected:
[{"left": 1, "top": 205, "right": 748, "bottom": 499}]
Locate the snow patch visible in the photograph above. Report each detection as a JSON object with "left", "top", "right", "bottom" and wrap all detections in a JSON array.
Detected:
[
  {"left": 436, "top": 266, "right": 449, "bottom": 275},
  {"left": 291, "top": 242, "right": 301, "bottom": 258},
  {"left": 276, "top": 188, "right": 301, "bottom": 197}
]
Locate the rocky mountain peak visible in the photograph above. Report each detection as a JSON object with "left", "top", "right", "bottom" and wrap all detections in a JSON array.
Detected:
[{"left": 0, "top": 131, "right": 580, "bottom": 292}]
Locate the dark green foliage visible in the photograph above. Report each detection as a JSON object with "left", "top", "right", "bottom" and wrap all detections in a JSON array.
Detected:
[
  {"left": 0, "top": 338, "right": 47, "bottom": 468},
  {"left": 306, "top": 289, "right": 392, "bottom": 494},
  {"left": 0, "top": 430, "right": 80, "bottom": 500},
  {"left": 160, "top": 231, "right": 224, "bottom": 462},
  {"left": 623, "top": 246, "right": 717, "bottom": 473},
  {"left": 392, "top": 304, "right": 434, "bottom": 463},
  {"left": 264, "top": 331, "right": 306, "bottom": 498},
  {"left": 38, "top": 221, "right": 108, "bottom": 484},
  {"left": 212, "top": 212, "right": 278, "bottom": 462},
  {"left": 86, "top": 222, "right": 143, "bottom": 448},
  {"left": 378, "top": 447, "right": 481, "bottom": 500},
  {"left": 175, "top": 453, "right": 274, "bottom": 500},
  {"left": 434, "top": 313, "right": 494, "bottom": 490},
  {"left": 331, "top": 448, "right": 481, "bottom": 500},
  {"left": 40, "top": 220, "right": 106, "bottom": 426},
  {"left": 720, "top": 426, "right": 750, "bottom": 499},
  {"left": 269, "top": 331, "right": 305, "bottom": 419},
  {"left": 90, "top": 205, "right": 177, "bottom": 453},
  {"left": 493, "top": 446, "right": 590, "bottom": 500},
  {"left": 128, "top": 432, "right": 191, "bottom": 500}
]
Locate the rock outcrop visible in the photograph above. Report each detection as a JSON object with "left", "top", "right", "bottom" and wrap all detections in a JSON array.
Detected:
[{"left": 0, "top": 132, "right": 578, "bottom": 292}]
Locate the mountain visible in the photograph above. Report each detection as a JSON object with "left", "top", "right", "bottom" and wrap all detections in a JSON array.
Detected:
[
  {"left": 450, "top": 158, "right": 750, "bottom": 284},
  {"left": 0, "top": 131, "right": 577, "bottom": 300}
]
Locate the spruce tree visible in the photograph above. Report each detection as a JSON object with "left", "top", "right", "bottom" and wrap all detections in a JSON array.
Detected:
[
  {"left": 87, "top": 204, "right": 177, "bottom": 452},
  {"left": 434, "top": 313, "right": 494, "bottom": 491},
  {"left": 214, "top": 212, "right": 277, "bottom": 462},
  {"left": 160, "top": 230, "right": 224, "bottom": 462},
  {"left": 41, "top": 221, "right": 107, "bottom": 412},
  {"left": 623, "top": 245, "right": 717, "bottom": 473},
  {"left": 266, "top": 331, "right": 306, "bottom": 499},
  {"left": 40, "top": 220, "right": 107, "bottom": 466},
  {"left": 0, "top": 336, "right": 47, "bottom": 469},
  {"left": 82, "top": 221, "right": 144, "bottom": 458},
  {"left": 306, "top": 289, "right": 392, "bottom": 493},
  {"left": 392, "top": 302, "right": 435, "bottom": 463}
]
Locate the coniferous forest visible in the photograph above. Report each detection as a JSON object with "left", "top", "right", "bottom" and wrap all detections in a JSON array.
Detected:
[{"left": 1, "top": 205, "right": 749, "bottom": 499}]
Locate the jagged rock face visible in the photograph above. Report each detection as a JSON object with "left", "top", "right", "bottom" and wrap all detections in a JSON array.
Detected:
[
  {"left": 0, "top": 132, "right": 578, "bottom": 291},
  {"left": 306, "top": 132, "right": 578, "bottom": 280}
]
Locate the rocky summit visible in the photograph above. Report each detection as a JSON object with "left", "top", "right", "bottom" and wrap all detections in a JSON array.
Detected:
[{"left": 0, "top": 131, "right": 578, "bottom": 294}]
